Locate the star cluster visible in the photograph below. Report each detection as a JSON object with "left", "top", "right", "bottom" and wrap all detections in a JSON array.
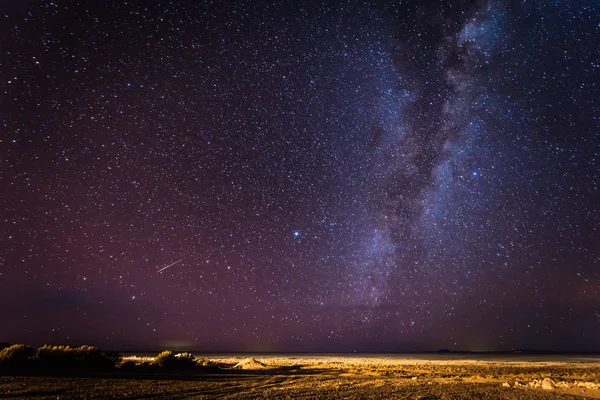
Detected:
[{"left": 1, "top": 0, "right": 599, "bottom": 352}]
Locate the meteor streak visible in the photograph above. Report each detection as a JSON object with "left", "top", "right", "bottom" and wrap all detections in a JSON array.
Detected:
[{"left": 157, "top": 259, "right": 183, "bottom": 273}]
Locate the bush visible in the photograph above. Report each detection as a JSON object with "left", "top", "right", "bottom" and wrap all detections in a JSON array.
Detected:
[
  {"left": 36, "top": 345, "right": 120, "bottom": 371},
  {"left": 102, "top": 350, "right": 122, "bottom": 366},
  {"left": 197, "top": 358, "right": 219, "bottom": 368},
  {"left": 0, "top": 344, "right": 36, "bottom": 368},
  {"left": 152, "top": 350, "right": 197, "bottom": 370},
  {"left": 119, "top": 359, "right": 138, "bottom": 370},
  {"left": 36, "top": 345, "right": 75, "bottom": 369},
  {"left": 75, "top": 345, "right": 120, "bottom": 370},
  {"left": 0, "top": 344, "right": 121, "bottom": 375}
]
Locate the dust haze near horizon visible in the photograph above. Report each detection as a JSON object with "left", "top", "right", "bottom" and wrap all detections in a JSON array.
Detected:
[{"left": 1, "top": 0, "right": 599, "bottom": 352}]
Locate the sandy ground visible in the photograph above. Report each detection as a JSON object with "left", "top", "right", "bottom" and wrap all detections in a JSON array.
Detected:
[{"left": 2, "top": 355, "right": 600, "bottom": 399}]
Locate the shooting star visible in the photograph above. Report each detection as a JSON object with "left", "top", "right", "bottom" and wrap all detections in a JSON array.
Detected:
[{"left": 157, "top": 259, "right": 183, "bottom": 273}]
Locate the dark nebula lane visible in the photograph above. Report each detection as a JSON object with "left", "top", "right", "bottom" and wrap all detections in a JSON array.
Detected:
[{"left": 1, "top": 0, "right": 599, "bottom": 352}]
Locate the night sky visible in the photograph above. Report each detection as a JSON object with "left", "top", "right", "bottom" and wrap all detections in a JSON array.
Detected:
[{"left": 1, "top": 0, "right": 599, "bottom": 352}]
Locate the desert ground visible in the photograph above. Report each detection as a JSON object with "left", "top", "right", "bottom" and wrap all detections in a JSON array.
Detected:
[{"left": 2, "top": 354, "right": 600, "bottom": 399}]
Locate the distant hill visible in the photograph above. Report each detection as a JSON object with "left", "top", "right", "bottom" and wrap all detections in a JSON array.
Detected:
[{"left": 511, "top": 348, "right": 558, "bottom": 354}]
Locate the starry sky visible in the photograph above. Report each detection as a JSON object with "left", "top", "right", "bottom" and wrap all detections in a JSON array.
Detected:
[{"left": 1, "top": 0, "right": 599, "bottom": 352}]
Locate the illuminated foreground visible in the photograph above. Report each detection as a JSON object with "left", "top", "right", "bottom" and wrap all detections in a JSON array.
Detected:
[{"left": 2, "top": 354, "right": 600, "bottom": 399}]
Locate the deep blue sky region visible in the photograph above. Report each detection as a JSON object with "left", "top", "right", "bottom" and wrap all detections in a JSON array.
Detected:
[{"left": 1, "top": 0, "right": 599, "bottom": 352}]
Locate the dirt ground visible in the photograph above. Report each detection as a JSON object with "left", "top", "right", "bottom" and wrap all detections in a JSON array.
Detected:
[{"left": 2, "top": 355, "right": 600, "bottom": 399}]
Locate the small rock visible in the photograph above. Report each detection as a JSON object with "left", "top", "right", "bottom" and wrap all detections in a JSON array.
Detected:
[
  {"left": 577, "top": 382, "right": 598, "bottom": 389},
  {"left": 541, "top": 378, "right": 556, "bottom": 390},
  {"left": 411, "top": 376, "right": 418, "bottom": 380},
  {"left": 502, "top": 382, "right": 511, "bottom": 388}
]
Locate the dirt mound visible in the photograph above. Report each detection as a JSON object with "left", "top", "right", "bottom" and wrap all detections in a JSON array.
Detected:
[{"left": 232, "top": 357, "right": 268, "bottom": 370}]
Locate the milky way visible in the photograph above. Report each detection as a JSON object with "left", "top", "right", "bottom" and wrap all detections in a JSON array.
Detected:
[{"left": 1, "top": 0, "right": 599, "bottom": 352}]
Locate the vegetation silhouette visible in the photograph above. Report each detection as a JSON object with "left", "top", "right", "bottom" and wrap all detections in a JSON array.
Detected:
[{"left": 0, "top": 344, "right": 220, "bottom": 376}]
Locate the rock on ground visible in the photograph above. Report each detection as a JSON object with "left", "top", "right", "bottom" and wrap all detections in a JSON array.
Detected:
[{"left": 541, "top": 378, "right": 556, "bottom": 390}]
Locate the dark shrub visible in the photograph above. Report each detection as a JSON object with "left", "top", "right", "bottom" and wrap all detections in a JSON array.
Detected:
[
  {"left": 75, "top": 345, "right": 120, "bottom": 370},
  {"left": 36, "top": 345, "right": 76, "bottom": 370},
  {"left": 36, "top": 345, "right": 120, "bottom": 372},
  {"left": 197, "top": 358, "right": 219, "bottom": 369},
  {"left": 103, "top": 351, "right": 122, "bottom": 366},
  {"left": 0, "top": 344, "right": 36, "bottom": 370},
  {"left": 119, "top": 359, "right": 138, "bottom": 371},
  {"left": 152, "top": 350, "right": 197, "bottom": 370}
]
